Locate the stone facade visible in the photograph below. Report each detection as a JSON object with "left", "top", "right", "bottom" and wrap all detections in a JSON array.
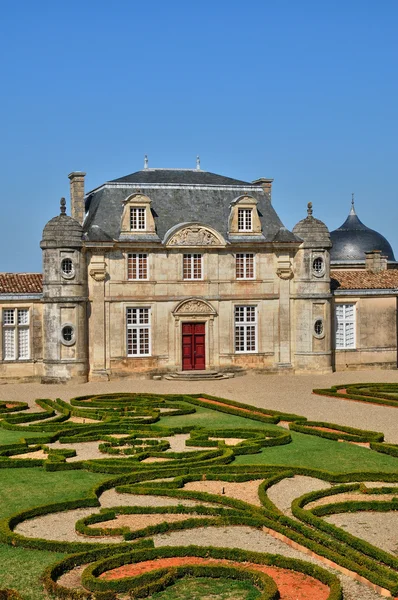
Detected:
[{"left": 0, "top": 167, "right": 396, "bottom": 382}]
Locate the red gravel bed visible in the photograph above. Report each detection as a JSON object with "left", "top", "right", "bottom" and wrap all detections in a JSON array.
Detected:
[{"left": 100, "top": 556, "right": 330, "bottom": 600}]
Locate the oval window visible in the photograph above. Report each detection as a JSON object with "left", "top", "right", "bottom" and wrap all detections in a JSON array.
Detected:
[
  {"left": 61, "top": 258, "right": 74, "bottom": 278},
  {"left": 61, "top": 325, "right": 75, "bottom": 345},
  {"left": 312, "top": 257, "right": 324, "bottom": 275},
  {"left": 314, "top": 319, "right": 324, "bottom": 337}
]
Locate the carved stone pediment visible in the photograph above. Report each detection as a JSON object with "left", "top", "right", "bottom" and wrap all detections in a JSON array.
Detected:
[
  {"left": 167, "top": 225, "right": 224, "bottom": 247},
  {"left": 173, "top": 298, "right": 217, "bottom": 316}
]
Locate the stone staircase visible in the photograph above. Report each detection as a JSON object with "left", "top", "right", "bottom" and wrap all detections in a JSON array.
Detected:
[{"left": 163, "top": 370, "right": 235, "bottom": 381}]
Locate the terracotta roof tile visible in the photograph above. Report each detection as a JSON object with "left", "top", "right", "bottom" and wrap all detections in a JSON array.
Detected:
[
  {"left": 331, "top": 270, "right": 398, "bottom": 290},
  {"left": 0, "top": 273, "right": 43, "bottom": 294}
]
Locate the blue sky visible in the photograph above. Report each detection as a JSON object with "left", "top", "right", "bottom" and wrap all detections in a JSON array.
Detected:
[{"left": 1, "top": 0, "right": 397, "bottom": 271}]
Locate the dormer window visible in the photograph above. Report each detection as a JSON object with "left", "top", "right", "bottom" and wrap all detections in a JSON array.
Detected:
[
  {"left": 229, "top": 196, "right": 261, "bottom": 236},
  {"left": 130, "top": 207, "right": 146, "bottom": 231},
  {"left": 238, "top": 208, "right": 252, "bottom": 232},
  {"left": 120, "top": 194, "right": 156, "bottom": 239}
]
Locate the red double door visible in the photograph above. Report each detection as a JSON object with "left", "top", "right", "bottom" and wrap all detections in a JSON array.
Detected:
[{"left": 182, "top": 323, "right": 205, "bottom": 370}]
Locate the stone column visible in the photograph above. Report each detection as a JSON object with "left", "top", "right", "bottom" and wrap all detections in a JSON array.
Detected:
[
  {"left": 88, "top": 252, "right": 109, "bottom": 380},
  {"left": 276, "top": 254, "right": 293, "bottom": 369}
]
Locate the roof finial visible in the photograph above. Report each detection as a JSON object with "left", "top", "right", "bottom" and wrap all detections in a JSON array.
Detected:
[
  {"left": 307, "top": 202, "right": 313, "bottom": 217},
  {"left": 144, "top": 155, "right": 148, "bottom": 169},
  {"left": 196, "top": 155, "right": 201, "bottom": 170},
  {"left": 350, "top": 192, "right": 356, "bottom": 215},
  {"left": 60, "top": 197, "right": 66, "bottom": 215}
]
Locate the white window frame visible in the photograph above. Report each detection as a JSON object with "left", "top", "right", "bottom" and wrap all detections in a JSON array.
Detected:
[
  {"left": 335, "top": 303, "right": 356, "bottom": 349},
  {"left": 2, "top": 308, "right": 30, "bottom": 360},
  {"left": 127, "top": 253, "right": 149, "bottom": 280},
  {"left": 183, "top": 253, "right": 203, "bottom": 280},
  {"left": 130, "top": 206, "right": 146, "bottom": 231},
  {"left": 126, "top": 307, "right": 151, "bottom": 357},
  {"left": 234, "top": 305, "right": 257, "bottom": 353},
  {"left": 235, "top": 253, "right": 255, "bottom": 279},
  {"left": 238, "top": 208, "right": 252, "bottom": 232}
]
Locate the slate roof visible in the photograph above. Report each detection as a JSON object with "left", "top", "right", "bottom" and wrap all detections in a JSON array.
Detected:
[
  {"left": 84, "top": 169, "right": 292, "bottom": 243},
  {"left": 331, "top": 270, "right": 398, "bottom": 290},
  {"left": 0, "top": 273, "right": 43, "bottom": 294},
  {"left": 111, "top": 169, "right": 252, "bottom": 186},
  {"left": 330, "top": 208, "right": 395, "bottom": 262}
]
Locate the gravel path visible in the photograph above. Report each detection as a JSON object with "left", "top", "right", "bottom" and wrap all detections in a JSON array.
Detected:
[
  {"left": 325, "top": 512, "right": 398, "bottom": 556},
  {"left": 14, "top": 489, "right": 214, "bottom": 543},
  {"left": 267, "top": 476, "right": 331, "bottom": 517},
  {"left": 1, "top": 369, "right": 398, "bottom": 441},
  {"left": 183, "top": 479, "right": 264, "bottom": 506}
]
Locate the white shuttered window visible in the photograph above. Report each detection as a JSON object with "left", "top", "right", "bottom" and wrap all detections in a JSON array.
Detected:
[
  {"left": 2, "top": 309, "right": 30, "bottom": 360},
  {"left": 335, "top": 304, "right": 355, "bottom": 349}
]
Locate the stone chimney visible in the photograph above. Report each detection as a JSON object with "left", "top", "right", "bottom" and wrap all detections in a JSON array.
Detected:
[
  {"left": 68, "top": 172, "right": 86, "bottom": 225},
  {"left": 252, "top": 178, "right": 273, "bottom": 203},
  {"left": 365, "top": 250, "right": 388, "bottom": 273}
]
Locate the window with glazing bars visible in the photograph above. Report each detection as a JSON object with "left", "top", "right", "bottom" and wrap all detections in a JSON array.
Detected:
[
  {"left": 127, "top": 308, "right": 150, "bottom": 356},
  {"left": 237, "top": 208, "right": 252, "bottom": 231},
  {"left": 335, "top": 304, "right": 355, "bottom": 349},
  {"left": 183, "top": 254, "right": 202, "bottom": 279},
  {"left": 127, "top": 253, "right": 148, "bottom": 280},
  {"left": 236, "top": 253, "right": 254, "bottom": 279},
  {"left": 234, "top": 305, "right": 257, "bottom": 352},
  {"left": 130, "top": 207, "right": 146, "bottom": 230},
  {"left": 2, "top": 308, "right": 30, "bottom": 360}
]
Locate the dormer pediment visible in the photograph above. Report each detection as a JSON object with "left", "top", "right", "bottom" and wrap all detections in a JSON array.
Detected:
[
  {"left": 119, "top": 193, "right": 157, "bottom": 238},
  {"left": 164, "top": 223, "right": 227, "bottom": 248},
  {"left": 228, "top": 195, "right": 262, "bottom": 235}
]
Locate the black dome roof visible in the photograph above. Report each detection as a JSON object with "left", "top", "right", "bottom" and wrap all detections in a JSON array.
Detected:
[{"left": 330, "top": 205, "right": 395, "bottom": 262}]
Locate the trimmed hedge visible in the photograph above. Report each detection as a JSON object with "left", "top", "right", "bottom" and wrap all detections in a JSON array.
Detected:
[{"left": 81, "top": 544, "right": 342, "bottom": 599}]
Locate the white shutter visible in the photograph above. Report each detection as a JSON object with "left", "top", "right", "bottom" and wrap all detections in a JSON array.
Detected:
[
  {"left": 18, "top": 329, "right": 30, "bottom": 359},
  {"left": 3, "top": 329, "right": 15, "bottom": 360},
  {"left": 335, "top": 304, "right": 355, "bottom": 349}
]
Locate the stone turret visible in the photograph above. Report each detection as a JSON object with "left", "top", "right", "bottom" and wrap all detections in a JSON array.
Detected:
[
  {"left": 292, "top": 203, "right": 332, "bottom": 373},
  {"left": 40, "top": 198, "right": 88, "bottom": 382}
]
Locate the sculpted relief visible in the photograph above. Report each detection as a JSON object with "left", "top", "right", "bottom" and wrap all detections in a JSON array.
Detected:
[
  {"left": 174, "top": 299, "right": 217, "bottom": 315},
  {"left": 168, "top": 226, "right": 220, "bottom": 246}
]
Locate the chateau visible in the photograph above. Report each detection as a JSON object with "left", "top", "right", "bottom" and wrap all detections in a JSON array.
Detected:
[{"left": 1, "top": 163, "right": 397, "bottom": 382}]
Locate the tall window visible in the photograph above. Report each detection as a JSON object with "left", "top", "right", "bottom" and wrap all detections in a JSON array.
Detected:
[
  {"left": 130, "top": 207, "right": 146, "bottom": 230},
  {"left": 183, "top": 254, "right": 202, "bottom": 280},
  {"left": 236, "top": 253, "right": 254, "bottom": 279},
  {"left": 234, "top": 305, "right": 257, "bottom": 353},
  {"left": 127, "top": 308, "right": 151, "bottom": 356},
  {"left": 238, "top": 208, "right": 252, "bottom": 231},
  {"left": 127, "top": 253, "right": 148, "bottom": 280},
  {"left": 2, "top": 309, "right": 30, "bottom": 360},
  {"left": 335, "top": 304, "right": 355, "bottom": 349}
]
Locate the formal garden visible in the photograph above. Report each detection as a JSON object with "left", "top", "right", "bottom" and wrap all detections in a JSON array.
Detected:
[{"left": 0, "top": 383, "right": 397, "bottom": 599}]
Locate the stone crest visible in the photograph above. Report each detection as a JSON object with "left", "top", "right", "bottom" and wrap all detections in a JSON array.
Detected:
[
  {"left": 174, "top": 298, "right": 217, "bottom": 316},
  {"left": 168, "top": 226, "right": 220, "bottom": 246}
]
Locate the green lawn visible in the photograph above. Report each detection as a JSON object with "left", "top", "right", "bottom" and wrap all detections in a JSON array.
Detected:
[
  {"left": 0, "top": 467, "right": 110, "bottom": 599},
  {"left": 235, "top": 431, "right": 398, "bottom": 472},
  {"left": 157, "top": 406, "right": 281, "bottom": 431},
  {"left": 0, "top": 429, "right": 50, "bottom": 444},
  {"left": 150, "top": 576, "right": 261, "bottom": 600},
  {"left": 0, "top": 544, "right": 66, "bottom": 600},
  {"left": 0, "top": 467, "right": 109, "bottom": 519}
]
